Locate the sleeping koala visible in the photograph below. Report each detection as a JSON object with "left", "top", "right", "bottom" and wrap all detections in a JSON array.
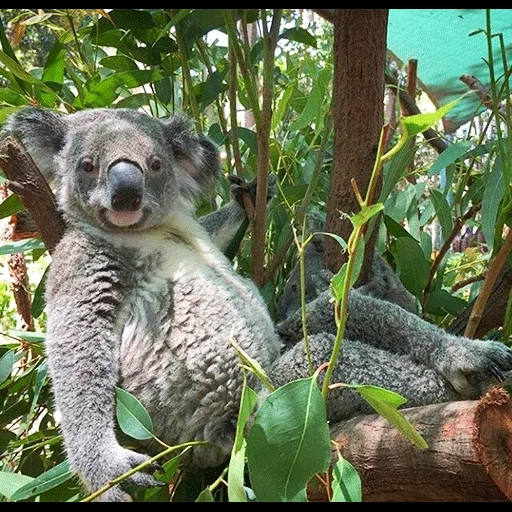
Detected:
[{"left": 6, "top": 107, "right": 512, "bottom": 502}]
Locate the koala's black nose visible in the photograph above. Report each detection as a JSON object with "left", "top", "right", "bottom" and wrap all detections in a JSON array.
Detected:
[{"left": 108, "top": 161, "right": 144, "bottom": 212}]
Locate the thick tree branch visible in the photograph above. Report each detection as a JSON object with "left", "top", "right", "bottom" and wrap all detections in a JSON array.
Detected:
[
  {"left": 0, "top": 136, "right": 65, "bottom": 255},
  {"left": 309, "top": 387, "right": 512, "bottom": 502}
]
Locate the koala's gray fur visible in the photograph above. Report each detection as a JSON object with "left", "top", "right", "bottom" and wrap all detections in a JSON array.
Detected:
[{"left": 6, "top": 107, "right": 512, "bottom": 502}]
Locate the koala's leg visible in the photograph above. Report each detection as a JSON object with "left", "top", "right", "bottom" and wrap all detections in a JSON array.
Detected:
[
  {"left": 277, "top": 289, "right": 512, "bottom": 399},
  {"left": 269, "top": 334, "right": 460, "bottom": 423}
]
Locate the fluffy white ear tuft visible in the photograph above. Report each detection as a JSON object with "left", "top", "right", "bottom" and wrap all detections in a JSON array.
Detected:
[
  {"left": 161, "top": 115, "right": 220, "bottom": 201},
  {"left": 5, "top": 107, "right": 67, "bottom": 181}
]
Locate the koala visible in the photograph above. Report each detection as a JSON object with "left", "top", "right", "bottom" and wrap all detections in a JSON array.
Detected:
[
  {"left": 7, "top": 107, "right": 282, "bottom": 501},
  {"left": 6, "top": 107, "right": 512, "bottom": 502}
]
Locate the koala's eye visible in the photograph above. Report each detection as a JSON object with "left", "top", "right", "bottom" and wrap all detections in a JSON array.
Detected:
[
  {"left": 150, "top": 159, "right": 163, "bottom": 173},
  {"left": 81, "top": 159, "right": 96, "bottom": 174}
]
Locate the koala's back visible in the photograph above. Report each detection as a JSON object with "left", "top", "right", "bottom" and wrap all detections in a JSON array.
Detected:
[{"left": 47, "top": 216, "right": 282, "bottom": 468}]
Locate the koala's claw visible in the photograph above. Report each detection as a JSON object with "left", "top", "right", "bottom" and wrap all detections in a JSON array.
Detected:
[
  {"left": 490, "top": 365, "right": 506, "bottom": 383},
  {"left": 438, "top": 339, "right": 512, "bottom": 399}
]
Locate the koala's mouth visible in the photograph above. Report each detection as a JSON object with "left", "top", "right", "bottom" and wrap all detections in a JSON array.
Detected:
[{"left": 104, "top": 209, "right": 144, "bottom": 229}]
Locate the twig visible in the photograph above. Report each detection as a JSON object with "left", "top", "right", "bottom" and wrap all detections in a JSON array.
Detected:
[
  {"left": 465, "top": 229, "right": 512, "bottom": 338},
  {"left": 451, "top": 273, "right": 486, "bottom": 294},
  {"left": 422, "top": 205, "right": 481, "bottom": 314}
]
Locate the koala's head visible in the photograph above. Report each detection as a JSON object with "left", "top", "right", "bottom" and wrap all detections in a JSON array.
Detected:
[{"left": 6, "top": 107, "right": 219, "bottom": 231}]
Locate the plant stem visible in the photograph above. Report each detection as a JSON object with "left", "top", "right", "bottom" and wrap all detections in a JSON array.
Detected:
[
  {"left": 81, "top": 442, "right": 208, "bottom": 503},
  {"left": 321, "top": 128, "right": 388, "bottom": 400}
]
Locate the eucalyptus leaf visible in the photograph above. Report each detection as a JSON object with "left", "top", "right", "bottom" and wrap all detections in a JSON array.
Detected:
[
  {"left": 116, "top": 387, "right": 154, "bottom": 441},
  {"left": 0, "top": 472, "right": 34, "bottom": 500},
  {"left": 10, "top": 461, "right": 74, "bottom": 501},
  {"left": 428, "top": 141, "right": 472, "bottom": 177},
  {"left": 0, "top": 350, "right": 15, "bottom": 386},
  {"left": 331, "top": 454, "right": 362, "bottom": 503},
  {"left": 0, "top": 194, "right": 24, "bottom": 221},
  {"left": 0, "top": 238, "right": 46, "bottom": 256},
  {"left": 429, "top": 190, "right": 454, "bottom": 244},
  {"left": 482, "top": 156, "right": 505, "bottom": 252},
  {"left": 247, "top": 378, "right": 331, "bottom": 503},
  {"left": 395, "top": 237, "right": 431, "bottom": 298},
  {"left": 228, "top": 377, "right": 258, "bottom": 503},
  {"left": 401, "top": 99, "right": 461, "bottom": 139},
  {"left": 196, "top": 489, "right": 215, "bottom": 502},
  {"left": 350, "top": 384, "right": 428, "bottom": 450},
  {"left": 280, "top": 28, "right": 317, "bottom": 48}
]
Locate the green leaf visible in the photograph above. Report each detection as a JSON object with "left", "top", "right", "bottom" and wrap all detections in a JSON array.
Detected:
[
  {"left": 42, "top": 42, "right": 66, "bottom": 87},
  {"left": 0, "top": 50, "right": 55, "bottom": 94},
  {"left": 232, "top": 342, "right": 275, "bottom": 393},
  {"left": 116, "top": 387, "right": 154, "bottom": 441},
  {"left": 331, "top": 454, "right": 362, "bottom": 503},
  {"left": 0, "top": 238, "right": 46, "bottom": 256},
  {"left": 290, "top": 70, "right": 330, "bottom": 132},
  {"left": 237, "top": 127, "right": 258, "bottom": 155},
  {"left": 429, "top": 190, "right": 454, "bottom": 244},
  {"left": 350, "top": 385, "right": 428, "bottom": 450},
  {"left": 106, "top": 9, "right": 156, "bottom": 30},
  {"left": 331, "top": 264, "right": 348, "bottom": 302},
  {"left": 8, "top": 330, "right": 45, "bottom": 344},
  {"left": 315, "top": 232, "right": 347, "bottom": 251},
  {"left": 395, "top": 237, "right": 431, "bottom": 298},
  {"left": 196, "top": 489, "right": 215, "bottom": 502},
  {"left": 381, "top": 145, "right": 416, "bottom": 201},
  {"left": 428, "top": 141, "right": 472, "bottom": 177},
  {"left": 0, "top": 472, "right": 35, "bottom": 500},
  {"left": 115, "top": 93, "right": 153, "bottom": 110},
  {"left": 228, "top": 376, "right": 258, "bottom": 503},
  {"left": 0, "top": 194, "right": 24, "bottom": 221},
  {"left": 31, "top": 266, "right": 50, "bottom": 319},
  {"left": 247, "top": 378, "right": 331, "bottom": 502},
  {"left": 280, "top": 28, "right": 317, "bottom": 48},
  {"left": 84, "top": 70, "right": 164, "bottom": 108},
  {"left": 272, "top": 86, "right": 294, "bottom": 131},
  {"left": 0, "top": 89, "right": 27, "bottom": 107},
  {"left": 482, "top": 156, "right": 505, "bottom": 252},
  {"left": 351, "top": 204, "right": 385, "bottom": 229},
  {"left": 155, "top": 78, "right": 173, "bottom": 106},
  {"left": 144, "top": 457, "right": 180, "bottom": 502},
  {"left": 100, "top": 56, "right": 139, "bottom": 72},
  {"left": 10, "top": 462, "right": 74, "bottom": 501},
  {"left": 401, "top": 99, "right": 461, "bottom": 139},
  {"left": 0, "top": 350, "right": 14, "bottom": 386}
]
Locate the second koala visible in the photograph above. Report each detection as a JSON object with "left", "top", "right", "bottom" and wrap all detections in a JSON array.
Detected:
[{"left": 7, "top": 107, "right": 512, "bottom": 502}]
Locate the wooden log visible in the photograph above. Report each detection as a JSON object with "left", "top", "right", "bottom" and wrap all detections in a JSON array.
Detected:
[{"left": 309, "top": 387, "right": 512, "bottom": 502}]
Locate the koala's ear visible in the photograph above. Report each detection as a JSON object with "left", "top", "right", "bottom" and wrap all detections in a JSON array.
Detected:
[
  {"left": 162, "top": 115, "right": 220, "bottom": 200},
  {"left": 5, "top": 107, "right": 67, "bottom": 180}
]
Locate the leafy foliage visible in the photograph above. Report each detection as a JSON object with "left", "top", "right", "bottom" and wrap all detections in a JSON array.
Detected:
[{"left": 0, "top": 7, "right": 510, "bottom": 503}]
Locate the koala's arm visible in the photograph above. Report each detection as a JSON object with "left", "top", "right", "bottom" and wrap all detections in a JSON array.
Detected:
[
  {"left": 45, "top": 231, "right": 159, "bottom": 501},
  {"left": 278, "top": 288, "right": 512, "bottom": 398}
]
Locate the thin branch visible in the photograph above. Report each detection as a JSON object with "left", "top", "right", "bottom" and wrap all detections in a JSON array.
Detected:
[
  {"left": 0, "top": 136, "right": 65, "bottom": 254},
  {"left": 452, "top": 273, "right": 486, "bottom": 294}
]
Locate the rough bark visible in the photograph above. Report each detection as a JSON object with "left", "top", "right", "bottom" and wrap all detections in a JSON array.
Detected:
[
  {"left": 325, "top": 10, "right": 388, "bottom": 282},
  {"left": 0, "top": 183, "right": 34, "bottom": 331},
  {"left": 0, "top": 136, "right": 65, "bottom": 255},
  {"left": 309, "top": 387, "right": 512, "bottom": 502}
]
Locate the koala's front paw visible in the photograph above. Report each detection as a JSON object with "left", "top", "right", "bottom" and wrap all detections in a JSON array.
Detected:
[
  {"left": 228, "top": 175, "right": 277, "bottom": 210},
  {"left": 436, "top": 338, "right": 512, "bottom": 399},
  {"left": 85, "top": 446, "right": 163, "bottom": 502}
]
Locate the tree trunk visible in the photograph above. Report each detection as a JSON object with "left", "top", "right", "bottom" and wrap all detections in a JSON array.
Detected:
[
  {"left": 325, "top": 10, "right": 388, "bottom": 282},
  {"left": 309, "top": 387, "right": 512, "bottom": 502}
]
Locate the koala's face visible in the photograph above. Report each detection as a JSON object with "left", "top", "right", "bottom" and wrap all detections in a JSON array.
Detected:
[{"left": 6, "top": 108, "right": 219, "bottom": 231}]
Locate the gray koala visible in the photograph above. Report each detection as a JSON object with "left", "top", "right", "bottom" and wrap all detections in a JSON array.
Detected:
[{"left": 6, "top": 107, "right": 512, "bottom": 502}]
